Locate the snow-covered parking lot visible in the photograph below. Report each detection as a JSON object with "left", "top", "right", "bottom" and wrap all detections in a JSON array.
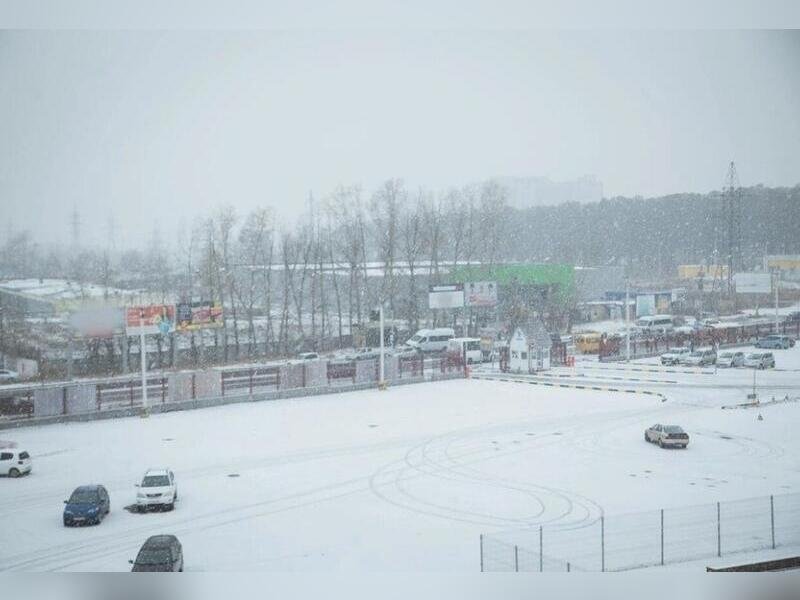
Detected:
[{"left": 1, "top": 345, "right": 799, "bottom": 572}]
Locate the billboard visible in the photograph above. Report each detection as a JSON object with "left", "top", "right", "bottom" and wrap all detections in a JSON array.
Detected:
[
  {"left": 635, "top": 294, "right": 655, "bottom": 317},
  {"left": 428, "top": 283, "right": 464, "bottom": 309},
  {"left": 465, "top": 281, "right": 498, "bottom": 308},
  {"left": 125, "top": 305, "right": 176, "bottom": 336},
  {"left": 734, "top": 272, "right": 772, "bottom": 294},
  {"left": 764, "top": 255, "right": 800, "bottom": 271},
  {"left": 677, "top": 264, "right": 729, "bottom": 280},
  {"left": 176, "top": 300, "right": 224, "bottom": 331},
  {"left": 68, "top": 307, "right": 124, "bottom": 338}
]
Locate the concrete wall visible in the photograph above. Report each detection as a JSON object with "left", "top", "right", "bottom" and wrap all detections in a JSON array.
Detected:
[
  {"left": 66, "top": 383, "right": 97, "bottom": 415},
  {"left": 355, "top": 359, "right": 378, "bottom": 384},
  {"left": 169, "top": 372, "right": 195, "bottom": 402},
  {"left": 34, "top": 387, "right": 64, "bottom": 418},
  {"left": 280, "top": 363, "right": 304, "bottom": 390},
  {"left": 194, "top": 371, "right": 221, "bottom": 398},
  {"left": 304, "top": 361, "right": 327, "bottom": 388}
]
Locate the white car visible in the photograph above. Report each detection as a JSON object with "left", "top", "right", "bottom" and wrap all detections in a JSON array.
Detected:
[
  {"left": 744, "top": 352, "right": 775, "bottom": 370},
  {"left": 136, "top": 469, "right": 178, "bottom": 511},
  {"left": 681, "top": 348, "right": 716, "bottom": 367},
  {"left": 0, "top": 369, "right": 19, "bottom": 384},
  {"left": 644, "top": 424, "right": 690, "bottom": 449},
  {"left": 0, "top": 448, "right": 32, "bottom": 477},
  {"left": 660, "top": 347, "right": 691, "bottom": 366},
  {"left": 717, "top": 351, "right": 745, "bottom": 368},
  {"left": 296, "top": 352, "right": 319, "bottom": 361}
]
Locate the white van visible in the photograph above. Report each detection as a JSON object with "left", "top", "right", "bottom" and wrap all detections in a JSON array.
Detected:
[
  {"left": 447, "top": 337, "right": 482, "bottom": 364},
  {"left": 635, "top": 315, "right": 674, "bottom": 335},
  {"left": 406, "top": 328, "right": 455, "bottom": 353}
]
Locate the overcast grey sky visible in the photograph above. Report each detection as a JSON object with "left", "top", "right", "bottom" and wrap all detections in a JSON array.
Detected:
[{"left": 1, "top": 29, "right": 799, "bottom": 248}]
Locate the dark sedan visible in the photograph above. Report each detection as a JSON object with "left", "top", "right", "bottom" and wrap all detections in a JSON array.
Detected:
[
  {"left": 130, "top": 535, "right": 184, "bottom": 572},
  {"left": 63, "top": 485, "right": 110, "bottom": 526}
]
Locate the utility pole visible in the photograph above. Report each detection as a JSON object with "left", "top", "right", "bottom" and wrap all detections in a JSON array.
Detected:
[
  {"left": 139, "top": 309, "right": 149, "bottom": 415},
  {"left": 379, "top": 303, "right": 386, "bottom": 389},
  {"left": 625, "top": 277, "right": 631, "bottom": 362},
  {"left": 774, "top": 269, "right": 780, "bottom": 333}
]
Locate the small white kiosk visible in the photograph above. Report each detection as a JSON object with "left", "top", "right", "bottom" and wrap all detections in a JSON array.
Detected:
[{"left": 509, "top": 320, "right": 551, "bottom": 373}]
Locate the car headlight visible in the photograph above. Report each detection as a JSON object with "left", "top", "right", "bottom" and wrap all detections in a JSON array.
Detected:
[
  {"left": 137, "top": 492, "right": 146, "bottom": 498},
  {"left": 64, "top": 509, "right": 73, "bottom": 515}
]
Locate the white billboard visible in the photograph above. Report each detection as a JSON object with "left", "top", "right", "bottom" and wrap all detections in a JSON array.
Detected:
[
  {"left": 636, "top": 294, "right": 655, "bottom": 317},
  {"left": 465, "top": 281, "right": 498, "bottom": 307},
  {"left": 428, "top": 283, "right": 465, "bottom": 309},
  {"left": 734, "top": 272, "right": 772, "bottom": 294}
]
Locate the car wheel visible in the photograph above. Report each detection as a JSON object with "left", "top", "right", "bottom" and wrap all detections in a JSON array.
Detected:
[
  {"left": 658, "top": 439, "right": 664, "bottom": 448},
  {"left": 167, "top": 502, "right": 175, "bottom": 511},
  {"left": 644, "top": 432, "right": 649, "bottom": 442},
  {"left": 8, "top": 468, "right": 20, "bottom": 478}
]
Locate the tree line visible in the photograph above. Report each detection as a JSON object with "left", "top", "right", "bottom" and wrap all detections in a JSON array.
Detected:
[{"left": 1, "top": 181, "right": 798, "bottom": 360}]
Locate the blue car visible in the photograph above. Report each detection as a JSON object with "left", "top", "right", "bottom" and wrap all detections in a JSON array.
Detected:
[{"left": 63, "top": 485, "right": 110, "bottom": 526}]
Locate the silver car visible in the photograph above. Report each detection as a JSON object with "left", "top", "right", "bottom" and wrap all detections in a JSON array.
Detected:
[
  {"left": 644, "top": 424, "right": 690, "bottom": 449},
  {"left": 716, "top": 351, "right": 745, "bottom": 368},
  {"left": 744, "top": 352, "right": 775, "bottom": 369}
]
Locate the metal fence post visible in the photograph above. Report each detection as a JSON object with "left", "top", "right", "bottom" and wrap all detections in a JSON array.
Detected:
[
  {"left": 514, "top": 545, "right": 519, "bottom": 572},
  {"left": 601, "top": 516, "right": 605, "bottom": 572},
  {"left": 717, "top": 502, "right": 721, "bottom": 557},
  {"left": 480, "top": 534, "right": 484, "bottom": 572},
  {"left": 770, "top": 495, "right": 775, "bottom": 550},
  {"left": 539, "top": 525, "right": 543, "bottom": 572},
  {"left": 566, "top": 562, "right": 570, "bottom": 572},
  {"left": 660, "top": 509, "right": 664, "bottom": 566}
]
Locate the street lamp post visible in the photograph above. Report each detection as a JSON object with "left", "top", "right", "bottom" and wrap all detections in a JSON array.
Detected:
[
  {"left": 379, "top": 303, "right": 386, "bottom": 389},
  {"left": 625, "top": 278, "right": 631, "bottom": 362},
  {"left": 139, "top": 309, "right": 149, "bottom": 415}
]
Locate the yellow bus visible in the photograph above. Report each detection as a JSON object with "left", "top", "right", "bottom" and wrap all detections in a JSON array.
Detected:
[{"left": 574, "top": 332, "right": 602, "bottom": 354}]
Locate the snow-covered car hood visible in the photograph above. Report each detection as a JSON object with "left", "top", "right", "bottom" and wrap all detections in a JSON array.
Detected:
[{"left": 140, "top": 485, "right": 172, "bottom": 495}]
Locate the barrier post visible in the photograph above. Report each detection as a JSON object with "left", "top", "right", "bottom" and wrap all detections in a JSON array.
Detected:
[
  {"left": 479, "top": 534, "right": 484, "bottom": 572},
  {"left": 770, "top": 495, "right": 775, "bottom": 550},
  {"left": 539, "top": 526, "right": 543, "bottom": 572},
  {"left": 660, "top": 509, "right": 665, "bottom": 566},
  {"left": 601, "top": 516, "right": 605, "bottom": 572},
  {"left": 514, "top": 545, "right": 519, "bottom": 572},
  {"left": 717, "top": 502, "right": 721, "bottom": 557}
]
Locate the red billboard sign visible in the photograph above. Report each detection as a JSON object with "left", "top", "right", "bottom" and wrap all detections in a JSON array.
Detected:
[{"left": 125, "top": 305, "right": 176, "bottom": 336}]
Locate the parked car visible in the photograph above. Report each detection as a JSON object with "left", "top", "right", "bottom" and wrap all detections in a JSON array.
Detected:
[
  {"left": 644, "top": 424, "right": 690, "bottom": 449},
  {"left": 296, "top": 352, "right": 319, "bottom": 360},
  {"left": 660, "top": 347, "right": 691, "bottom": 366},
  {"left": 755, "top": 335, "right": 794, "bottom": 349},
  {"left": 744, "top": 352, "right": 775, "bottom": 369},
  {"left": 681, "top": 348, "right": 717, "bottom": 367},
  {"left": 136, "top": 469, "right": 178, "bottom": 511},
  {"left": 0, "top": 369, "right": 18, "bottom": 383},
  {"left": 716, "top": 351, "right": 745, "bottom": 368},
  {"left": 345, "top": 347, "right": 382, "bottom": 361},
  {"left": 392, "top": 345, "right": 420, "bottom": 359},
  {"left": 63, "top": 485, "right": 110, "bottom": 526},
  {"left": 787, "top": 311, "right": 800, "bottom": 323},
  {"left": 130, "top": 535, "right": 184, "bottom": 572},
  {"left": 0, "top": 448, "right": 32, "bottom": 477}
]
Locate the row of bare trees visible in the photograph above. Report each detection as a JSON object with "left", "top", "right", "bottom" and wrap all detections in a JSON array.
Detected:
[{"left": 0, "top": 179, "right": 509, "bottom": 363}]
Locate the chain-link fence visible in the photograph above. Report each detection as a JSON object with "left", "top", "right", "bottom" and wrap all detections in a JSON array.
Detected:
[{"left": 481, "top": 492, "right": 800, "bottom": 571}]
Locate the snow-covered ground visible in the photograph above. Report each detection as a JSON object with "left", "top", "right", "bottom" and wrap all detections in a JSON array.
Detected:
[{"left": 1, "top": 346, "right": 799, "bottom": 572}]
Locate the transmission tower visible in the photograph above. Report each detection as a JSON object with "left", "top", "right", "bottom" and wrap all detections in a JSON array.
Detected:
[
  {"left": 720, "top": 161, "right": 742, "bottom": 294},
  {"left": 70, "top": 204, "right": 81, "bottom": 248}
]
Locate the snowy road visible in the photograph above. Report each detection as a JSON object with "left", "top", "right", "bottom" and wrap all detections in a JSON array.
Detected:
[{"left": 0, "top": 345, "right": 798, "bottom": 571}]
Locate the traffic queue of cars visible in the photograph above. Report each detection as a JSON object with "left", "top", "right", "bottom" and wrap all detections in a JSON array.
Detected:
[{"left": 660, "top": 335, "right": 791, "bottom": 369}]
